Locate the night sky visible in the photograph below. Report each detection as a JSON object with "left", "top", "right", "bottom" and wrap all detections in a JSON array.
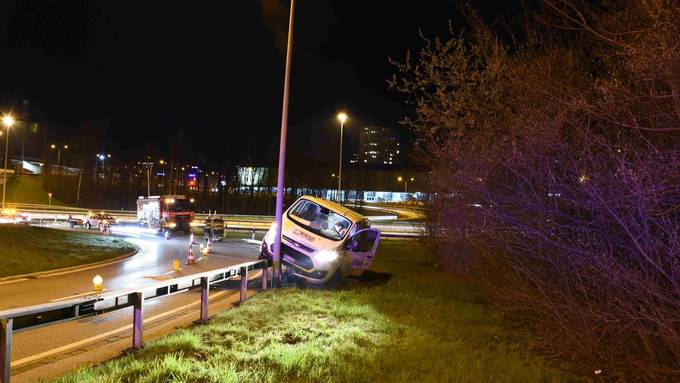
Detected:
[{"left": 0, "top": 0, "right": 511, "bottom": 167}]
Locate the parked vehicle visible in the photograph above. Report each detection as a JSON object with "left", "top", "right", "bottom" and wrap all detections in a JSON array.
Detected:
[
  {"left": 0, "top": 209, "right": 30, "bottom": 224},
  {"left": 137, "top": 195, "right": 194, "bottom": 235},
  {"left": 259, "top": 196, "right": 381, "bottom": 285},
  {"left": 84, "top": 213, "right": 116, "bottom": 230},
  {"left": 66, "top": 214, "right": 84, "bottom": 228}
]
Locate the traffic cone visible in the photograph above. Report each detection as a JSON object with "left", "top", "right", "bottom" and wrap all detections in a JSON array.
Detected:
[{"left": 186, "top": 244, "right": 196, "bottom": 264}]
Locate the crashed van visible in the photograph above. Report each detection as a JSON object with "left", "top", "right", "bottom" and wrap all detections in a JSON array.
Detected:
[{"left": 260, "top": 196, "right": 381, "bottom": 285}]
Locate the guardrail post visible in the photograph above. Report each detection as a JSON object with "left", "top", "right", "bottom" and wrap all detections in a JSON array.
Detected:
[
  {"left": 199, "top": 277, "right": 209, "bottom": 323},
  {"left": 1, "top": 318, "right": 12, "bottom": 383},
  {"left": 262, "top": 266, "right": 269, "bottom": 290},
  {"left": 132, "top": 292, "right": 144, "bottom": 349},
  {"left": 240, "top": 267, "right": 248, "bottom": 303}
]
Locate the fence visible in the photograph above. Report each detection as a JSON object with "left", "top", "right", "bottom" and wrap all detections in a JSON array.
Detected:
[{"left": 0, "top": 259, "right": 270, "bottom": 383}]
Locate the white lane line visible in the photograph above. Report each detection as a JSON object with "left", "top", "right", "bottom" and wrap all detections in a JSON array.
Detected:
[
  {"left": 49, "top": 290, "right": 108, "bottom": 302},
  {"left": 11, "top": 290, "right": 232, "bottom": 368},
  {"left": 0, "top": 278, "right": 27, "bottom": 286}
]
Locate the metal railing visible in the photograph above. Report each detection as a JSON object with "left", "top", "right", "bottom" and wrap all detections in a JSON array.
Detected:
[
  {"left": 0, "top": 259, "right": 270, "bottom": 383},
  {"left": 9, "top": 205, "right": 422, "bottom": 237}
]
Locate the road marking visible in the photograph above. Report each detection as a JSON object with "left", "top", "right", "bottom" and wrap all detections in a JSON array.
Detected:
[
  {"left": 50, "top": 290, "right": 107, "bottom": 302},
  {"left": 0, "top": 278, "right": 27, "bottom": 286},
  {"left": 11, "top": 290, "right": 233, "bottom": 368}
]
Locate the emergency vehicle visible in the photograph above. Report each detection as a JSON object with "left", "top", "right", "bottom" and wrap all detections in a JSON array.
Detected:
[{"left": 137, "top": 195, "right": 194, "bottom": 234}]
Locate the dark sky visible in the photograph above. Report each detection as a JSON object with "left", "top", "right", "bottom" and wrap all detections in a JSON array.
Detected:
[{"left": 0, "top": 0, "right": 512, "bottom": 167}]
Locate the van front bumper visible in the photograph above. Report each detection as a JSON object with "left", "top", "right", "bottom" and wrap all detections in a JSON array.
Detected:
[{"left": 260, "top": 240, "right": 333, "bottom": 284}]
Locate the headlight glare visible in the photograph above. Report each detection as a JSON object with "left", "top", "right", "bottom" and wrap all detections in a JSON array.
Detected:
[{"left": 316, "top": 249, "right": 338, "bottom": 263}]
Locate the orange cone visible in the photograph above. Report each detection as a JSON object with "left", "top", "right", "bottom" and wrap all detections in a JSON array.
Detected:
[{"left": 186, "top": 244, "right": 197, "bottom": 264}]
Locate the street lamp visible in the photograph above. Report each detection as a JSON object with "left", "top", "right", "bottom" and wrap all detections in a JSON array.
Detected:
[
  {"left": 2, "top": 114, "right": 15, "bottom": 209},
  {"left": 159, "top": 160, "right": 166, "bottom": 193},
  {"left": 50, "top": 144, "right": 69, "bottom": 185},
  {"left": 397, "top": 176, "right": 415, "bottom": 193},
  {"left": 141, "top": 161, "right": 154, "bottom": 197},
  {"left": 336, "top": 112, "right": 347, "bottom": 202}
]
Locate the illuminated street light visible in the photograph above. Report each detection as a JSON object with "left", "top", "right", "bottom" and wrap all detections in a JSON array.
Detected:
[
  {"left": 336, "top": 112, "right": 348, "bottom": 202},
  {"left": 2, "top": 114, "right": 15, "bottom": 208},
  {"left": 50, "top": 143, "right": 69, "bottom": 187},
  {"left": 398, "top": 176, "right": 415, "bottom": 193}
]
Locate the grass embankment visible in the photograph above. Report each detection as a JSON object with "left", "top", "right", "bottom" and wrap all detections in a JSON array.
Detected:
[
  {"left": 6, "top": 175, "right": 67, "bottom": 205},
  {"left": 0, "top": 225, "right": 136, "bottom": 278},
  {"left": 54, "top": 240, "right": 584, "bottom": 383}
]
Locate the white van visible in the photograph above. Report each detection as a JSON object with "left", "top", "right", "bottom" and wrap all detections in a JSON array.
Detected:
[{"left": 260, "top": 196, "right": 381, "bottom": 285}]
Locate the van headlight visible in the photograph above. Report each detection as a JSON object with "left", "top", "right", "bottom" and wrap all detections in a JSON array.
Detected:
[
  {"left": 168, "top": 222, "right": 177, "bottom": 228},
  {"left": 315, "top": 250, "right": 338, "bottom": 263}
]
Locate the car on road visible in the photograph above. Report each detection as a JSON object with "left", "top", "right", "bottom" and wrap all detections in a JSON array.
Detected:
[
  {"left": 66, "top": 215, "right": 84, "bottom": 228},
  {"left": 259, "top": 196, "right": 381, "bottom": 285},
  {"left": 84, "top": 213, "right": 116, "bottom": 230},
  {"left": 0, "top": 209, "right": 30, "bottom": 224}
]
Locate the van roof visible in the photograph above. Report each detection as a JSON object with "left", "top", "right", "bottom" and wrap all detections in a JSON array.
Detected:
[{"left": 298, "top": 195, "right": 365, "bottom": 223}]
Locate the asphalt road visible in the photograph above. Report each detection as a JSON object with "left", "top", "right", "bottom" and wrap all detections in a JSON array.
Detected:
[{"left": 1, "top": 229, "right": 262, "bottom": 380}]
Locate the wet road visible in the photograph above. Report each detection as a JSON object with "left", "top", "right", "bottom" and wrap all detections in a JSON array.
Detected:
[{"left": 0, "top": 230, "right": 261, "bottom": 379}]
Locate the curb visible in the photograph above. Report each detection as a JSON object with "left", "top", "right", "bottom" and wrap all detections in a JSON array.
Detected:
[{"left": 0, "top": 245, "right": 140, "bottom": 284}]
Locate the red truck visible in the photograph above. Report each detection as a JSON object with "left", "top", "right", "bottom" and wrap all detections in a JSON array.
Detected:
[{"left": 137, "top": 195, "right": 194, "bottom": 235}]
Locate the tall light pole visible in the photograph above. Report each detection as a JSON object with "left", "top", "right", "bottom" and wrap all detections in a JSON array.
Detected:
[
  {"left": 50, "top": 144, "right": 68, "bottom": 187},
  {"left": 142, "top": 161, "right": 154, "bottom": 197},
  {"left": 336, "top": 112, "right": 347, "bottom": 202},
  {"left": 2, "top": 114, "right": 15, "bottom": 209},
  {"left": 272, "top": 0, "right": 295, "bottom": 288},
  {"left": 159, "top": 160, "right": 166, "bottom": 194},
  {"left": 398, "top": 176, "right": 415, "bottom": 193}
]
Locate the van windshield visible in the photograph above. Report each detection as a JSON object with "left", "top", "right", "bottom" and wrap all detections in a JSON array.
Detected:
[{"left": 288, "top": 199, "right": 352, "bottom": 241}]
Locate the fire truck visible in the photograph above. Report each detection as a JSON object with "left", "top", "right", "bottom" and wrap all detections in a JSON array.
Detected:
[{"left": 137, "top": 195, "right": 195, "bottom": 234}]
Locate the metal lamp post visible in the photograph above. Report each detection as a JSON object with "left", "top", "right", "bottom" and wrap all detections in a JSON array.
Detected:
[
  {"left": 336, "top": 112, "right": 347, "bottom": 202},
  {"left": 141, "top": 162, "right": 154, "bottom": 197},
  {"left": 1, "top": 115, "right": 14, "bottom": 209},
  {"left": 50, "top": 144, "right": 68, "bottom": 187},
  {"left": 272, "top": 0, "right": 296, "bottom": 288},
  {"left": 398, "top": 176, "right": 415, "bottom": 193}
]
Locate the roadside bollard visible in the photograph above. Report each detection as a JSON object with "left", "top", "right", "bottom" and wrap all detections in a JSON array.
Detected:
[
  {"left": 92, "top": 275, "right": 104, "bottom": 291},
  {"left": 172, "top": 259, "right": 182, "bottom": 272},
  {"left": 207, "top": 238, "right": 212, "bottom": 253},
  {"left": 164, "top": 230, "right": 170, "bottom": 240},
  {"left": 251, "top": 229, "right": 256, "bottom": 240},
  {"left": 189, "top": 233, "right": 195, "bottom": 245}
]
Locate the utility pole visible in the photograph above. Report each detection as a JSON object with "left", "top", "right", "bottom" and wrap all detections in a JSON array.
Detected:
[{"left": 272, "top": 0, "right": 296, "bottom": 288}]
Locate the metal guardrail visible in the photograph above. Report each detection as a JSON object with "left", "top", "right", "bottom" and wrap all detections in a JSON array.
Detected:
[
  {"left": 9, "top": 205, "right": 422, "bottom": 237},
  {"left": 0, "top": 259, "right": 270, "bottom": 383}
]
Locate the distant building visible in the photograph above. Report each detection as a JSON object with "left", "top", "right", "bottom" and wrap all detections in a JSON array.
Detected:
[{"left": 355, "top": 126, "right": 400, "bottom": 166}]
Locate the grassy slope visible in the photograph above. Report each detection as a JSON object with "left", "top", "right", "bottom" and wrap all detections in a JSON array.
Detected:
[
  {"left": 6, "top": 176, "right": 67, "bottom": 205},
  {"left": 0, "top": 225, "right": 136, "bottom": 277},
  {"left": 53, "top": 240, "right": 586, "bottom": 383}
]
